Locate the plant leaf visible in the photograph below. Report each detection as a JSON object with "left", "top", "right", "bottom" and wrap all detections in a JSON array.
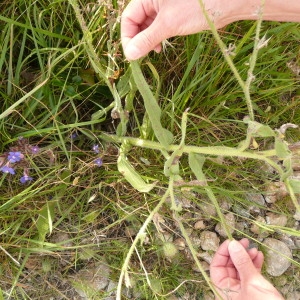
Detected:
[
  {"left": 275, "top": 137, "right": 291, "bottom": 159},
  {"left": 188, "top": 153, "right": 207, "bottom": 183},
  {"left": 117, "top": 152, "right": 156, "bottom": 193},
  {"left": 244, "top": 117, "right": 275, "bottom": 137},
  {"left": 131, "top": 61, "right": 173, "bottom": 147},
  {"left": 36, "top": 201, "right": 56, "bottom": 242},
  {"left": 287, "top": 178, "right": 300, "bottom": 193}
]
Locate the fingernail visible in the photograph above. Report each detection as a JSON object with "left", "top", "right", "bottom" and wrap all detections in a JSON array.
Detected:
[
  {"left": 125, "top": 45, "right": 142, "bottom": 60},
  {"left": 228, "top": 240, "right": 242, "bottom": 253}
]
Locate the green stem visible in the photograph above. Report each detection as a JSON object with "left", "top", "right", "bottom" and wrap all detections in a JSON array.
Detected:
[
  {"left": 284, "top": 179, "right": 300, "bottom": 213},
  {"left": 175, "top": 212, "right": 224, "bottom": 299},
  {"left": 205, "top": 187, "right": 233, "bottom": 239},
  {"left": 244, "top": 0, "right": 266, "bottom": 120},
  {"left": 99, "top": 133, "right": 283, "bottom": 176},
  {"left": 116, "top": 188, "right": 170, "bottom": 299},
  {"left": 197, "top": 0, "right": 258, "bottom": 120}
]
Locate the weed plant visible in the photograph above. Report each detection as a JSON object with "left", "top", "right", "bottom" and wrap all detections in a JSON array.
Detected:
[{"left": 0, "top": 0, "right": 300, "bottom": 299}]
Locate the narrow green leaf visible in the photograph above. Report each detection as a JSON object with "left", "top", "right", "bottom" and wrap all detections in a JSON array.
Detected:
[
  {"left": 0, "top": 78, "right": 48, "bottom": 120},
  {"left": 287, "top": 178, "right": 300, "bottom": 193},
  {"left": 117, "top": 67, "right": 133, "bottom": 99},
  {"left": 131, "top": 61, "right": 173, "bottom": 147},
  {"left": 188, "top": 153, "right": 207, "bottom": 182},
  {"left": 281, "top": 157, "right": 293, "bottom": 181},
  {"left": 164, "top": 109, "right": 189, "bottom": 177},
  {"left": 275, "top": 137, "right": 291, "bottom": 159},
  {"left": 244, "top": 117, "right": 275, "bottom": 137},
  {"left": 117, "top": 153, "right": 156, "bottom": 193},
  {"left": 0, "top": 15, "right": 71, "bottom": 41},
  {"left": 36, "top": 201, "right": 56, "bottom": 242}
]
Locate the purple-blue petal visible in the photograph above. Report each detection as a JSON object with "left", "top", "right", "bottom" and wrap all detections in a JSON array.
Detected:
[
  {"left": 8, "top": 151, "right": 22, "bottom": 163},
  {"left": 94, "top": 158, "right": 103, "bottom": 167},
  {"left": 92, "top": 145, "right": 100, "bottom": 154},
  {"left": 20, "top": 175, "right": 33, "bottom": 184},
  {"left": 30, "top": 146, "right": 40, "bottom": 154},
  {"left": 0, "top": 166, "right": 15, "bottom": 175}
]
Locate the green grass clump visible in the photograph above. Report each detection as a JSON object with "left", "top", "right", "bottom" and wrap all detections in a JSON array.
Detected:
[{"left": 0, "top": 0, "right": 300, "bottom": 299}]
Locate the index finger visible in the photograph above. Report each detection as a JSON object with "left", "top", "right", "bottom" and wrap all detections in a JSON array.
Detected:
[
  {"left": 210, "top": 239, "right": 231, "bottom": 268},
  {"left": 121, "top": 0, "right": 157, "bottom": 49}
]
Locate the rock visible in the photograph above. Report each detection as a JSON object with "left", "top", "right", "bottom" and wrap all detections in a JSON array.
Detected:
[
  {"left": 232, "top": 204, "right": 251, "bottom": 218},
  {"left": 50, "top": 232, "right": 73, "bottom": 248},
  {"left": 215, "top": 212, "right": 235, "bottom": 237},
  {"left": 174, "top": 238, "right": 186, "bottom": 250},
  {"left": 265, "top": 212, "right": 288, "bottom": 227},
  {"left": 197, "top": 251, "right": 214, "bottom": 264},
  {"left": 280, "top": 235, "right": 296, "bottom": 250},
  {"left": 247, "top": 193, "right": 265, "bottom": 216},
  {"left": 203, "top": 292, "right": 215, "bottom": 300},
  {"left": 294, "top": 211, "right": 300, "bottom": 221},
  {"left": 219, "top": 198, "right": 232, "bottom": 211},
  {"left": 235, "top": 221, "right": 247, "bottom": 233},
  {"left": 286, "top": 291, "right": 300, "bottom": 300},
  {"left": 159, "top": 231, "right": 174, "bottom": 243},
  {"left": 247, "top": 193, "right": 265, "bottom": 206},
  {"left": 199, "top": 231, "right": 220, "bottom": 251},
  {"left": 264, "top": 238, "right": 293, "bottom": 276},
  {"left": 199, "top": 202, "right": 217, "bottom": 217},
  {"left": 264, "top": 182, "right": 288, "bottom": 203},
  {"left": 192, "top": 261, "right": 209, "bottom": 272},
  {"left": 249, "top": 205, "right": 262, "bottom": 217},
  {"left": 250, "top": 216, "right": 269, "bottom": 237},
  {"left": 166, "top": 295, "right": 179, "bottom": 300},
  {"left": 294, "top": 238, "right": 300, "bottom": 249},
  {"left": 194, "top": 220, "right": 206, "bottom": 230},
  {"left": 72, "top": 260, "right": 110, "bottom": 299},
  {"left": 190, "top": 233, "right": 202, "bottom": 250}
]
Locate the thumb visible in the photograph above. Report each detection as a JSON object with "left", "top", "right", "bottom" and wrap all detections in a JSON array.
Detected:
[
  {"left": 228, "top": 240, "right": 260, "bottom": 281},
  {"left": 124, "top": 19, "right": 167, "bottom": 60}
]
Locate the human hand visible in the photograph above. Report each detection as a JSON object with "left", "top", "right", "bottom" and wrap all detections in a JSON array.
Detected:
[
  {"left": 210, "top": 239, "right": 284, "bottom": 300},
  {"left": 121, "top": 0, "right": 300, "bottom": 61},
  {"left": 121, "top": 0, "right": 235, "bottom": 60}
]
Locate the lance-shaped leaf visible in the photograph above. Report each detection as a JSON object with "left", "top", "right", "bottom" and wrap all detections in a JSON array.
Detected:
[
  {"left": 36, "top": 201, "right": 56, "bottom": 242},
  {"left": 118, "top": 152, "right": 156, "bottom": 193},
  {"left": 244, "top": 117, "right": 275, "bottom": 137},
  {"left": 275, "top": 137, "right": 291, "bottom": 159},
  {"left": 131, "top": 61, "right": 173, "bottom": 147},
  {"left": 287, "top": 177, "right": 300, "bottom": 193},
  {"left": 188, "top": 153, "right": 207, "bottom": 183},
  {"left": 164, "top": 109, "right": 189, "bottom": 177}
]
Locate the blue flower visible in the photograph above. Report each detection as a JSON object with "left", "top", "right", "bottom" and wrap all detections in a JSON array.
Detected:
[
  {"left": 70, "top": 132, "right": 78, "bottom": 139},
  {"left": 30, "top": 145, "right": 40, "bottom": 154},
  {"left": 20, "top": 175, "right": 33, "bottom": 184},
  {"left": 94, "top": 158, "right": 103, "bottom": 167},
  {"left": 0, "top": 166, "right": 15, "bottom": 175},
  {"left": 8, "top": 152, "right": 23, "bottom": 163},
  {"left": 92, "top": 144, "right": 100, "bottom": 154}
]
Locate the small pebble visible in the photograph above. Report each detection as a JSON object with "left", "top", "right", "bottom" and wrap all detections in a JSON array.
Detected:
[{"left": 264, "top": 238, "right": 292, "bottom": 276}]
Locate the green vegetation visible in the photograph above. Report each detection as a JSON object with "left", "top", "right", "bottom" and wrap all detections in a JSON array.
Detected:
[{"left": 0, "top": 0, "right": 299, "bottom": 299}]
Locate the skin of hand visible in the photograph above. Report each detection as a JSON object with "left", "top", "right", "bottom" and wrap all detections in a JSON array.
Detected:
[
  {"left": 121, "top": 0, "right": 227, "bottom": 60},
  {"left": 121, "top": 0, "right": 300, "bottom": 61},
  {"left": 210, "top": 239, "right": 285, "bottom": 300}
]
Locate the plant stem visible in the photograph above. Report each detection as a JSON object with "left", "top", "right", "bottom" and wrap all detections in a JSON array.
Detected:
[
  {"left": 99, "top": 133, "right": 283, "bottom": 176},
  {"left": 116, "top": 188, "right": 171, "bottom": 299},
  {"left": 197, "top": 0, "right": 259, "bottom": 120},
  {"left": 174, "top": 212, "right": 224, "bottom": 299}
]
